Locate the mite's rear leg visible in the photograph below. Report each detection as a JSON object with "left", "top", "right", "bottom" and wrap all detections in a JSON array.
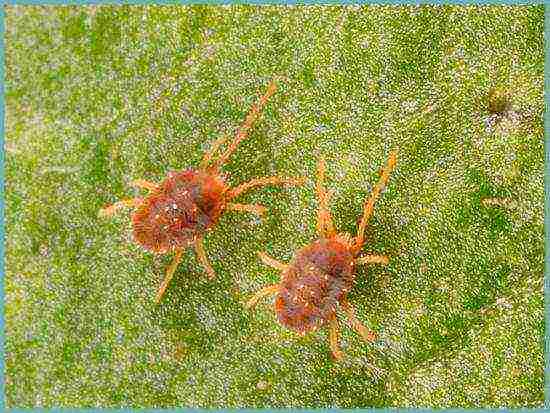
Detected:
[
  {"left": 228, "top": 176, "right": 305, "bottom": 199},
  {"left": 194, "top": 237, "right": 216, "bottom": 280},
  {"left": 246, "top": 284, "right": 279, "bottom": 309},
  {"left": 353, "top": 150, "right": 397, "bottom": 253},
  {"left": 155, "top": 248, "right": 184, "bottom": 304},
  {"left": 246, "top": 253, "right": 286, "bottom": 308},
  {"left": 99, "top": 179, "right": 156, "bottom": 218},
  {"left": 211, "top": 81, "right": 277, "bottom": 170},
  {"left": 200, "top": 135, "right": 226, "bottom": 171},
  {"left": 341, "top": 298, "right": 377, "bottom": 342},
  {"left": 329, "top": 313, "right": 344, "bottom": 361},
  {"left": 130, "top": 179, "right": 159, "bottom": 192},
  {"left": 98, "top": 197, "right": 143, "bottom": 218},
  {"left": 356, "top": 254, "right": 389, "bottom": 266},
  {"left": 227, "top": 203, "right": 267, "bottom": 217},
  {"left": 258, "top": 251, "right": 288, "bottom": 271},
  {"left": 316, "top": 158, "right": 336, "bottom": 238}
]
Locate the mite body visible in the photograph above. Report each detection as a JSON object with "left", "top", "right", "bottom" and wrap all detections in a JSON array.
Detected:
[
  {"left": 100, "top": 81, "right": 303, "bottom": 303},
  {"left": 276, "top": 237, "right": 354, "bottom": 333},
  {"left": 132, "top": 170, "right": 227, "bottom": 253},
  {"left": 248, "top": 152, "right": 397, "bottom": 360}
]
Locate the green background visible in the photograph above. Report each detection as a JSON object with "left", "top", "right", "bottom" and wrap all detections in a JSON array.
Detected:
[{"left": 5, "top": 5, "right": 544, "bottom": 407}]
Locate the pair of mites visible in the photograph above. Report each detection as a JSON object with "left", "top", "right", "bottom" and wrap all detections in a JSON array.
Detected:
[{"left": 100, "top": 80, "right": 397, "bottom": 360}]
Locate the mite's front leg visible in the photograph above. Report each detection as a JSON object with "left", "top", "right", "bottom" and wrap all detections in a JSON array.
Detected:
[{"left": 99, "top": 197, "right": 143, "bottom": 218}]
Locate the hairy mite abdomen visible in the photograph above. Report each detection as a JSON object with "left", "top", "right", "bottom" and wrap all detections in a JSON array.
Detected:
[
  {"left": 132, "top": 170, "right": 228, "bottom": 253},
  {"left": 276, "top": 238, "right": 354, "bottom": 333}
]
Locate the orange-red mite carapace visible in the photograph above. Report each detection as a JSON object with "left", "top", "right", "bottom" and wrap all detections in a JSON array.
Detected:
[
  {"left": 99, "top": 80, "right": 303, "bottom": 304},
  {"left": 247, "top": 152, "right": 397, "bottom": 360}
]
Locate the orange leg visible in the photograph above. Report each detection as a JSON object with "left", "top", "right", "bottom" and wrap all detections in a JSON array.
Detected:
[
  {"left": 257, "top": 252, "right": 288, "bottom": 272},
  {"left": 155, "top": 248, "right": 184, "bottom": 304},
  {"left": 194, "top": 237, "right": 216, "bottom": 279},
  {"left": 200, "top": 135, "right": 227, "bottom": 171},
  {"left": 228, "top": 176, "right": 304, "bottom": 199},
  {"left": 211, "top": 80, "right": 277, "bottom": 170},
  {"left": 98, "top": 197, "right": 142, "bottom": 218},
  {"left": 246, "top": 284, "right": 279, "bottom": 309},
  {"left": 354, "top": 150, "right": 397, "bottom": 253},
  {"left": 481, "top": 197, "right": 515, "bottom": 208},
  {"left": 130, "top": 179, "right": 159, "bottom": 192},
  {"left": 329, "top": 313, "right": 344, "bottom": 361},
  {"left": 316, "top": 158, "right": 336, "bottom": 238},
  {"left": 341, "top": 298, "right": 377, "bottom": 342},
  {"left": 356, "top": 254, "right": 389, "bottom": 266},
  {"left": 227, "top": 203, "right": 267, "bottom": 217}
]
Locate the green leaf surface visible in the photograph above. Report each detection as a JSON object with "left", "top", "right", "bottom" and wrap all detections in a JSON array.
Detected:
[{"left": 5, "top": 5, "right": 544, "bottom": 407}]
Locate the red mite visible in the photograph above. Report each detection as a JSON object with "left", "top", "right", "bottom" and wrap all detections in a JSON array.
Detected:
[
  {"left": 247, "top": 152, "right": 397, "bottom": 360},
  {"left": 99, "top": 81, "right": 303, "bottom": 303}
]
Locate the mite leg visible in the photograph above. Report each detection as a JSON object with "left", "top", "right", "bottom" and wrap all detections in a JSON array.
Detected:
[
  {"left": 211, "top": 80, "right": 277, "bottom": 170},
  {"left": 228, "top": 176, "right": 305, "bottom": 199},
  {"left": 246, "top": 284, "right": 279, "bottom": 309},
  {"left": 480, "top": 197, "right": 516, "bottom": 209},
  {"left": 354, "top": 150, "right": 397, "bottom": 253},
  {"left": 329, "top": 313, "right": 344, "bottom": 361},
  {"left": 341, "top": 298, "right": 377, "bottom": 342},
  {"left": 200, "top": 135, "right": 226, "bottom": 171},
  {"left": 316, "top": 158, "right": 336, "bottom": 238},
  {"left": 356, "top": 254, "right": 389, "bottom": 266},
  {"left": 194, "top": 237, "right": 216, "bottom": 280},
  {"left": 155, "top": 248, "right": 184, "bottom": 304},
  {"left": 129, "top": 179, "right": 159, "bottom": 192},
  {"left": 257, "top": 251, "right": 288, "bottom": 271},
  {"left": 226, "top": 203, "right": 267, "bottom": 217},
  {"left": 98, "top": 197, "right": 142, "bottom": 218}
]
